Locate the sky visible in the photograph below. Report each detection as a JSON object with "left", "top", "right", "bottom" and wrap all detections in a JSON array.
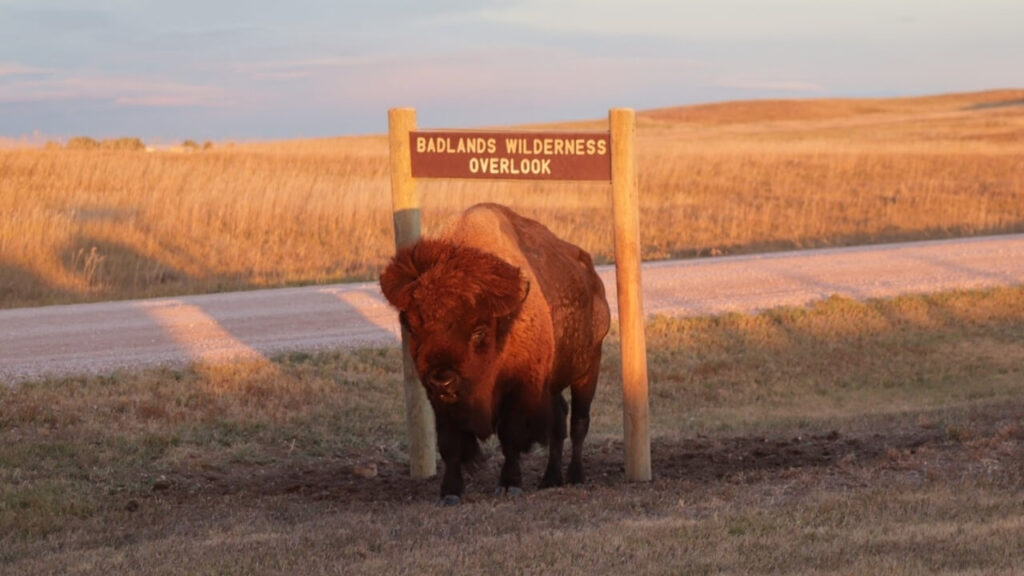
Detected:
[{"left": 1, "top": 0, "right": 1021, "bottom": 142}]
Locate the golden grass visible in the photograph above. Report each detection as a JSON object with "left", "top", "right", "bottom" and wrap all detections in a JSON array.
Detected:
[{"left": 2, "top": 89, "right": 1022, "bottom": 308}]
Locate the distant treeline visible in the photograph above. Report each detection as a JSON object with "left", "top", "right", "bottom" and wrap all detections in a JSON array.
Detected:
[{"left": 49, "top": 137, "right": 215, "bottom": 151}]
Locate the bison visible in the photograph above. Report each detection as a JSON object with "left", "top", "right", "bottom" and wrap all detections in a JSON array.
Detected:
[{"left": 380, "top": 203, "right": 610, "bottom": 505}]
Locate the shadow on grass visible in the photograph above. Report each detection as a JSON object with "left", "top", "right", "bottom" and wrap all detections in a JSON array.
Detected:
[
  {"left": 60, "top": 234, "right": 189, "bottom": 301},
  {"left": 0, "top": 260, "right": 71, "bottom": 308},
  {"left": 0, "top": 232, "right": 192, "bottom": 309}
]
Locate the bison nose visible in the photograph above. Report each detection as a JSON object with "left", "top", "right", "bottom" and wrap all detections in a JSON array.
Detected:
[{"left": 427, "top": 370, "right": 459, "bottom": 403}]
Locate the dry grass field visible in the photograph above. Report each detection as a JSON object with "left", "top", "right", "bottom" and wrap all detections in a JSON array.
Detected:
[
  {"left": 2, "top": 286, "right": 1023, "bottom": 574},
  {"left": 2, "top": 89, "right": 1023, "bottom": 308}
]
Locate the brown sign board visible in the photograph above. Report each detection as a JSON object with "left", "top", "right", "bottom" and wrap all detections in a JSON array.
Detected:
[{"left": 409, "top": 130, "right": 611, "bottom": 181}]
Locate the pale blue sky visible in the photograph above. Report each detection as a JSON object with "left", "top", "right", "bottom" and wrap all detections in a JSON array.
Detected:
[{"left": 1, "top": 0, "right": 1021, "bottom": 141}]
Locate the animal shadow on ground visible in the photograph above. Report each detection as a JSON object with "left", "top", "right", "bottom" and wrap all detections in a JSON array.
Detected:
[{"left": 160, "top": 400, "right": 1024, "bottom": 506}]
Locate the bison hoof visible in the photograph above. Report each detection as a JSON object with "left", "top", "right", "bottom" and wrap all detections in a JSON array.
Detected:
[
  {"left": 539, "top": 472, "right": 564, "bottom": 489},
  {"left": 568, "top": 462, "right": 585, "bottom": 485},
  {"left": 495, "top": 486, "right": 524, "bottom": 498},
  {"left": 437, "top": 495, "right": 461, "bottom": 507}
]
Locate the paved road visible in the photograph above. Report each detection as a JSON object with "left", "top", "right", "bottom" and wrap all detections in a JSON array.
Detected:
[{"left": 2, "top": 234, "right": 1022, "bottom": 384}]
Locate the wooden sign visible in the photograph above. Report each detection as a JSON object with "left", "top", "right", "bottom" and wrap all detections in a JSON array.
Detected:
[{"left": 410, "top": 130, "right": 611, "bottom": 181}]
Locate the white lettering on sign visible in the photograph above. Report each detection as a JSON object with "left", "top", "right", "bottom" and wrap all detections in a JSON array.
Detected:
[
  {"left": 415, "top": 136, "right": 497, "bottom": 155},
  {"left": 468, "top": 157, "right": 553, "bottom": 176},
  {"left": 503, "top": 137, "right": 607, "bottom": 156},
  {"left": 409, "top": 130, "right": 611, "bottom": 180}
]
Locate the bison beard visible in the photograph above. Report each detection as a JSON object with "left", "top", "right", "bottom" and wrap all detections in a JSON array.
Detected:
[{"left": 380, "top": 203, "right": 610, "bottom": 505}]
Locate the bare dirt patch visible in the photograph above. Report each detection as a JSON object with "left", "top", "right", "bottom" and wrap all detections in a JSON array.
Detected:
[
  {"left": 66, "top": 399, "right": 1017, "bottom": 575},
  {"left": 154, "top": 399, "right": 1023, "bottom": 509}
]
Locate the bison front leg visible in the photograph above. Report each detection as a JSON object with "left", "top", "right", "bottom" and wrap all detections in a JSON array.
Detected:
[
  {"left": 496, "top": 418, "right": 526, "bottom": 497},
  {"left": 436, "top": 421, "right": 473, "bottom": 506}
]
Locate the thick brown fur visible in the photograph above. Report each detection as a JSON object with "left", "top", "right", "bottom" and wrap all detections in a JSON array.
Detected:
[{"left": 380, "top": 203, "right": 610, "bottom": 503}]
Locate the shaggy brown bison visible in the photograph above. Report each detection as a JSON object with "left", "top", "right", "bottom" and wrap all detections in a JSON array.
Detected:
[{"left": 380, "top": 203, "right": 610, "bottom": 505}]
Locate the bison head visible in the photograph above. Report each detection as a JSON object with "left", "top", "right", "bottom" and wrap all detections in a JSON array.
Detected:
[{"left": 380, "top": 239, "right": 529, "bottom": 431}]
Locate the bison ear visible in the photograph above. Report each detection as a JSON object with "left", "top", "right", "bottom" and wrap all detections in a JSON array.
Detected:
[{"left": 379, "top": 245, "right": 420, "bottom": 312}]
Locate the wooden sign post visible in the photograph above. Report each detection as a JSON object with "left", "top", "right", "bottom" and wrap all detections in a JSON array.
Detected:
[
  {"left": 609, "top": 109, "right": 651, "bottom": 482},
  {"left": 387, "top": 108, "right": 437, "bottom": 479},
  {"left": 387, "top": 107, "right": 651, "bottom": 482}
]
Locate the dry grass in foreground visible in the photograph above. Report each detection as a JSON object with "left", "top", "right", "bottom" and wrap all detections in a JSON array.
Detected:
[
  {"left": 2, "top": 285, "right": 1023, "bottom": 574},
  {"left": 2, "top": 89, "right": 1023, "bottom": 308}
]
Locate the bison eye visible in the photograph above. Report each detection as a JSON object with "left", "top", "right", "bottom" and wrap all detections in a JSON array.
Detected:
[{"left": 470, "top": 325, "right": 487, "bottom": 346}]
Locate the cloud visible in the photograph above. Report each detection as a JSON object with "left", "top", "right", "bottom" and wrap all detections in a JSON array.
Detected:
[
  {"left": 303, "top": 46, "right": 711, "bottom": 130},
  {"left": 6, "top": 6, "right": 119, "bottom": 33},
  {"left": 114, "top": 94, "right": 217, "bottom": 108},
  {"left": 711, "top": 79, "right": 827, "bottom": 93},
  {"left": 232, "top": 56, "right": 379, "bottom": 81},
  {"left": 470, "top": 0, "right": 802, "bottom": 40},
  {"left": 0, "top": 62, "right": 49, "bottom": 78},
  {"left": 0, "top": 70, "right": 228, "bottom": 108}
]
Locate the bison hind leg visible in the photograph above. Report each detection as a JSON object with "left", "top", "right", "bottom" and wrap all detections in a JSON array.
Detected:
[
  {"left": 568, "top": 395, "right": 593, "bottom": 484},
  {"left": 540, "top": 393, "right": 569, "bottom": 489},
  {"left": 567, "top": 414, "right": 588, "bottom": 484},
  {"left": 568, "top": 348, "right": 601, "bottom": 485},
  {"left": 496, "top": 408, "right": 535, "bottom": 491}
]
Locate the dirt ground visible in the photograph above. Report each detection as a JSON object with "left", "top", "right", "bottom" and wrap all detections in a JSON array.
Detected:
[
  {"left": 152, "top": 400, "right": 1024, "bottom": 509},
  {"left": 8, "top": 398, "right": 1022, "bottom": 576}
]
